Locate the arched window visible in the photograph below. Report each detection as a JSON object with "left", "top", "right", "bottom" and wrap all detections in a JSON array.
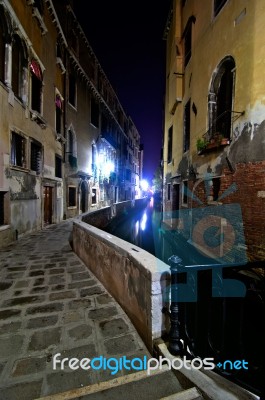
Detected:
[
  {"left": 12, "top": 34, "right": 27, "bottom": 100},
  {"left": 208, "top": 56, "right": 235, "bottom": 140}
]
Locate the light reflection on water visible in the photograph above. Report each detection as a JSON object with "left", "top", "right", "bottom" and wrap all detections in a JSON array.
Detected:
[
  {"left": 105, "top": 198, "right": 160, "bottom": 256},
  {"left": 140, "top": 212, "right": 147, "bottom": 231}
]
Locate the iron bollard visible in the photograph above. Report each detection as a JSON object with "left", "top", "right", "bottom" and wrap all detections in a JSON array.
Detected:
[{"left": 168, "top": 255, "right": 184, "bottom": 356}]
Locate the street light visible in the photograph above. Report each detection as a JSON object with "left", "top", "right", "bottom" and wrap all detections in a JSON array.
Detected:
[{"left": 140, "top": 179, "right": 149, "bottom": 191}]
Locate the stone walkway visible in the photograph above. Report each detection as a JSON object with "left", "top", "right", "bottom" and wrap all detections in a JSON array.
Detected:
[{"left": 0, "top": 220, "right": 151, "bottom": 400}]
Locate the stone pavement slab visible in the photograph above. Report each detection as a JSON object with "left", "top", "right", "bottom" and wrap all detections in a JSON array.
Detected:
[{"left": 0, "top": 220, "right": 151, "bottom": 400}]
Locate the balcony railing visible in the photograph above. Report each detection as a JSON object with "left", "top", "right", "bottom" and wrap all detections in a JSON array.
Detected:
[{"left": 197, "top": 110, "right": 244, "bottom": 155}]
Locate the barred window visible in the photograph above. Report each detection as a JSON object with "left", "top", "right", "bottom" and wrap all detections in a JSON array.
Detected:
[
  {"left": 11, "top": 132, "right": 26, "bottom": 168},
  {"left": 30, "top": 141, "right": 42, "bottom": 174}
]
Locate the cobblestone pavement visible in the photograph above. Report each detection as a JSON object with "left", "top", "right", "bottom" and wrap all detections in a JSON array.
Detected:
[{"left": 0, "top": 220, "right": 150, "bottom": 400}]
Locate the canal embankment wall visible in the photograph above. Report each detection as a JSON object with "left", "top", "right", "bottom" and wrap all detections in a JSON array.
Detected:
[{"left": 72, "top": 199, "right": 170, "bottom": 352}]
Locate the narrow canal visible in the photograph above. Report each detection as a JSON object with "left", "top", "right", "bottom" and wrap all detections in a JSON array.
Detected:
[
  {"left": 104, "top": 197, "right": 162, "bottom": 259},
  {"left": 103, "top": 197, "right": 216, "bottom": 266}
]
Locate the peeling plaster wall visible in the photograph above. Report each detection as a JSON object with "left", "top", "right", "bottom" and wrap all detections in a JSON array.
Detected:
[
  {"left": 193, "top": 115, "right": 265, "bottom": 178},
  {"left": 8, "top": 170, "right": 42, "bottom": 235},
  {"left": 163, "top": 0, "right": 265, "bottom": 260}
]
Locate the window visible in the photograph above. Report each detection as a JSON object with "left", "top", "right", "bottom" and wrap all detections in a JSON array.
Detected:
[
  {"left": 56, "top": 42, "right": 62, "bottom": 59},
  {"left": 167, "top": 126, "right": 173, "bottom": 163},
  {"left": 182, "top": 181, "right": 188, "bottom": 205},
  {"left": 92, "top": 144, "right": 97, "bottom": 173},
  {"left": 167, "top": 184, "right": 171, "bottom": 201},
  {"left": 184, "top": 23, "right": 192, "bottom": 67},
  {"left": 214, "top": 0, "right": 228, "bottom": 17},
  {"left": 208, "top": 57, "right": 235, "bottom": 140},
  {"left": 126, "top": 169, "right": 131, "bottom": 182},
  {"left": 55, "top": 155, "right": 62, "bottom": 178},
  {"left": 182, "top": 16, "right": 195, "bottom": 67},
  {"left": 67, "top": 129, "right": 77, "bottom": 168},
  {"left": 70, "top": 30, "right": 78, "bottom": 56},
  {"left": 0, "top": 7, "right": 8, "bottom": 83},
  {"left": 34, "top": 0, "right": 44, "bottom": 16},
  {"left": 30, "top": 141, "right": 42, "bottom": 174},
  {"left": 68, "top": 72, "right": 76, "bottom": 107},
  {"left": 12, "top": 35, "right": 26, "bottom": 101},
  {"left": 0, "top": 192, "right": 6, "bottom": 226},
  {"left": 30, "top": 59, "right": 43, "bottom": 113},
  {"left": 68, "top": 186, "right": 76, "bottom": 207},
  {"left": 11, "top": 132, "right": 26, "bottom": 168},
  {"left": 91, "top": 97, "right": 99, "bottom": 127},
  {"left": 55, "top": 94, "right": 63, "bottom": 133},
  {"left": 212, "top": 178, "right": 221, "bottom": 201},
  {"left": 92, "top": 188, "right": 97, "bottom": 204},
  {"left": 183, "top": 99, "right": 191, "bottom": 152}
]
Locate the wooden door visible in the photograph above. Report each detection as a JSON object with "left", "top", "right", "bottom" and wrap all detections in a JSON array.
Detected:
[{"left": 43, "top": 186, "right": 53, "bottom": 224}]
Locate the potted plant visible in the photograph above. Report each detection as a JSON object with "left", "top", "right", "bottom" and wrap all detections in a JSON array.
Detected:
[{"left": 196, "top": 137, "right": 207, "bottom": 153}]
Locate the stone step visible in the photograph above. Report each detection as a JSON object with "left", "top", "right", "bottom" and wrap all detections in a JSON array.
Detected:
[
  {"left": 35, "top": 364, "right": 201, "bottom": 400},
  {"left": 156, "top": 342, "right": 259, "bottom": 400},
  {"left": 160, "top": 387, "right": 203, "bottom": 400}
]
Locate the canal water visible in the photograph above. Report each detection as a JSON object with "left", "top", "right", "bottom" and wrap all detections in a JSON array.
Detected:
[
  {"left": 104, "top": 197, "right": 162, "bottom": 259},
  {"left": 104, "top": 197, "right": 215, "bottom": 266}
]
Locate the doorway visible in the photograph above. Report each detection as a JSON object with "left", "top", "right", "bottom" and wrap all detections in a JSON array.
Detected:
[
  {"left": 172, "top": 184, "right": 180, "bottom": 211},
  {"left": 80, "top": 181, "right": 87, "bottom": 213},
  {"left": 43, "top": 186, "right": 53, "bottom": 225}
]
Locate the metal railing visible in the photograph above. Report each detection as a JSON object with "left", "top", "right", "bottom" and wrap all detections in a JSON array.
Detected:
[{"left": 167, "top": 256, "right": 265, "bottom": 398}]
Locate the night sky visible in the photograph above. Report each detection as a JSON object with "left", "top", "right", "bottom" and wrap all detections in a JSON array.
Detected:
[{"left": 73, "top": 1, "right": 171, "bottom": 183}]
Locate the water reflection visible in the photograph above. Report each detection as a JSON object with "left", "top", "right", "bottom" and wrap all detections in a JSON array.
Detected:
[
  {"left": 104, "top": 197, "right": 211, "bottom": 266},
  {"left": 140, "top": 212, "right": 147, "bottom": 231},
  {"left": 105, "top": 197, "right": 159, "bottom": 256}
]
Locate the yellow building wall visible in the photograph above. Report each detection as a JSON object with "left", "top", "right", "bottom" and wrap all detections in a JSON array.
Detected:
[{"left": 164, "top": 0, "right": 265, "bottom": 175}]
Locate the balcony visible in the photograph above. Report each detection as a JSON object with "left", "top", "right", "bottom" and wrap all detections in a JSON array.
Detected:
[
  {"left": 197, "top": 110, "right": 244, "bottom": 155},
  {"left": 197, "top": 134, "right": 230, "bottom": 155}
]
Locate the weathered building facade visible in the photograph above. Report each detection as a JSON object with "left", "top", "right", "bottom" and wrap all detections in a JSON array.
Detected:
[
  {"left": 0, "top": 0, "right": 141, "bottom": 247},
  {"left": 163, "top": 0, "right": 265, "bottom": 261}
]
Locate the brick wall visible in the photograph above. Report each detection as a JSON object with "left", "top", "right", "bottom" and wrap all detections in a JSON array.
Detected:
[{"left": 188, "top": 161, "right": 265, "bottom": 261}]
